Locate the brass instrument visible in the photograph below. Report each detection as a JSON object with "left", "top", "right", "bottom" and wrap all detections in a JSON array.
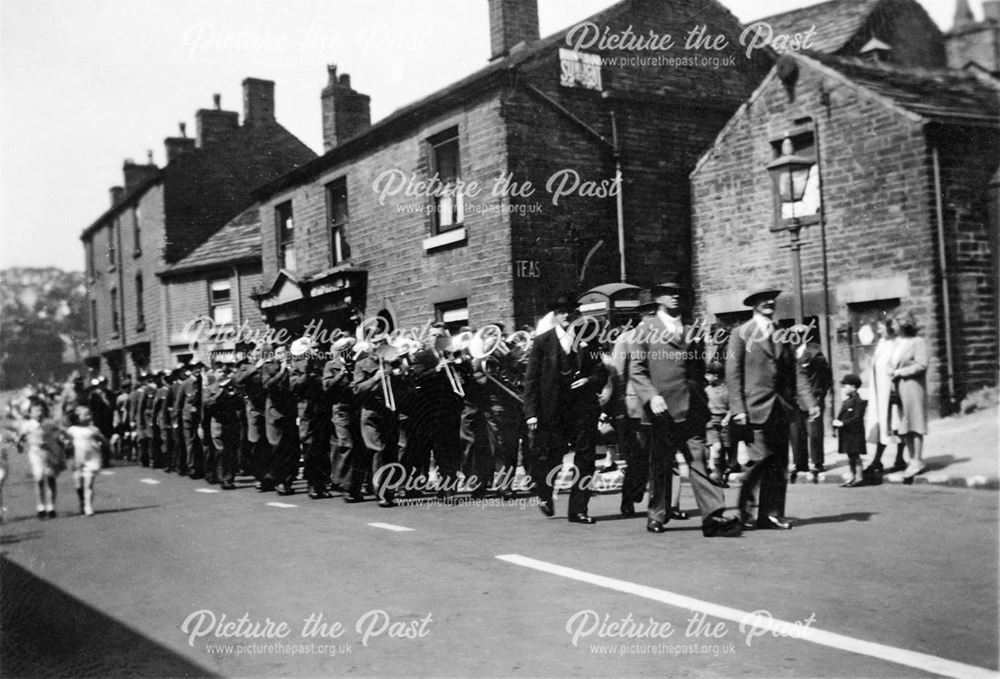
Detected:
[
  {"left": 468, "top": 325, "right": 524, "bottom": 404},
  {"left": 373, "top": 343, "right": 402, "bottom": 412}
]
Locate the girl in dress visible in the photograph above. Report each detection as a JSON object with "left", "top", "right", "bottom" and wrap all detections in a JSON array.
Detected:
[
  {"left": 17, "top": 399, "right": 66, "bottom": 518},
  {"left": 64, "top": 405, "right": 108, "bottom": 516}
]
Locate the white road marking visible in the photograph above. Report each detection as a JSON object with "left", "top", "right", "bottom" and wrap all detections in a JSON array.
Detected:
[
  {"left": 496, "top": 554, "right": 996, "bottom": 679},
  {"left": 101, "top": 470, "right": 116, "bottom": 475},
  {"left": 266, "top": 502, "right": 297, "bottom": 508},
  {"left": 139, "top": 478, "right": 160, "bottom": 485},
  {"left": 367, "top": 522, "right": 415, "bottom": 532},
  {"left": 195, "top": 488, "right": 220, "bottom": 494}
]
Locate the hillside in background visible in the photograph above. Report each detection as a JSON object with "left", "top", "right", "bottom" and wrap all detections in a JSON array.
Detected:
[{"left": 1, "top": 267, "right": 88, "bottom": 388}]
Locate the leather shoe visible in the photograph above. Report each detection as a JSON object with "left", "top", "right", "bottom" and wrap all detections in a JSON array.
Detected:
[
  {"left": 568, "top": 513, "right": 597, "bottom": 524},
  {"left": 538, "top": 499, "right": 555, "bottom": 517},
  {"left": 378, "top": 498, "right": 397, "bottom": 508},
  {"left": 646, "top": 520, "right": 667, "bottom": 534},
  {"left": 669, "top": 509, "right": 689, "bottom": 520},
  {"left": 702, "top": 514, "right": 742, "bottom": 537},
  {"left": 757, "top": 515, "right": 793, "bottom": 530},
  {"left": 739, "top": 513, "right": 756, "bottom": 530},
  {"left": 343, "top": 494, "right": 365, "bottom": 503},
  {"left": 620, "top": 501, "right": 636, "bottom": 517}
]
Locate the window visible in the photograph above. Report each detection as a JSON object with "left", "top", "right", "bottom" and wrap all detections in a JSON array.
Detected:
[
  {"left": 110, "top": 288, "right": 120, "bottom": 335},
  {"left": 133, "top": 208, "right": 142, "bottom": 256},
  {"left": 90, "top": 299, "right": 98, "bottom": 340},
  {"left": 434, "top": 299, "right": 469, "bottom": 335},
  {"left": 107, "top": 220, "right": 117, "bottom": 268},
  {"left": 210, "top": 278, "right": 233, "bottom": 325},
  {"left": 86, "top": 242, "right": 95, "bottom": 280},
  {"left": 771, "top": 131, "right": 820, "bottom": 223},
  {"left": 326, "top": 178, "right": 349, "bottom": 265},
  {"left": 275, "top": 201, "right": 295, "bottom": 271},
  {"left": 135, "top": 273, "right": 145, "bottom": 330},
  {"left": 430, "top": 128, "right": 463, "bottom": 233}
]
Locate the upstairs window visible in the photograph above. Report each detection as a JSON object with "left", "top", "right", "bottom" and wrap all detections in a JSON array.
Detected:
[
  {"left": 110, "top": 288, "right": 120, "bottom": 335},
  {"left": 434, "top": 298, "right": 469, "bottom": 336},
  {"left": 86, "top": 241, "right": 95, "bottom": 280},
  {"left": 210, "top": 278, "right": 233, "bottom": 325},
  {"left": 90, "top": 299, "right": 98, "bottom": 340},
  {"left": 107, "top": 220, "right": 118, "bottom": 269},
  {"left": 326, "top": 177, "right": 349, "bottom": 265},
  {"left": 135, "top": 272, "right": 145, "bottom": 330},
  {"left": 276, "top": 201, "right": 295, "bottom": 271},
  {"left": 430, "top": 128, "right": 463, "bottom": 234},
  {"left": 133, "top": 207, "right": 142, "bottom": 256}
]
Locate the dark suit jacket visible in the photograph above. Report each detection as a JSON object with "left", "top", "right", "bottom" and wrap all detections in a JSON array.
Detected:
[
  {"left": 795, "top": 343, "right": 832, "bottom": 410},
  {"left": 726, "top": 318, "right": 816, "bottom": 425},
  {"left": 261, "top": 360, "right": 296, "bottom": 423},
  {"left": 628, "top": 314, "right": 707, "bottom": 425},
  {"left": 180, "top": 376, "right": 202, "bottom": 426},
  {"left": 523, "top": 327, "right": 606, "bottom": 424}
]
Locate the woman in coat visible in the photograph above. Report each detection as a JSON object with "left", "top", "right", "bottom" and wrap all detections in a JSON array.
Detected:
[
  {"left": 863, "top": 318, "right": 905, "bottom": 475},
  {"left": 888, "top": 313, "right": 929, "bottom": 482}
]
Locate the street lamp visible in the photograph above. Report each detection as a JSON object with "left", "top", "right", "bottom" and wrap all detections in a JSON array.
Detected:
[{"left": 766, "top": 136, "right": 816, "bottom": 324}]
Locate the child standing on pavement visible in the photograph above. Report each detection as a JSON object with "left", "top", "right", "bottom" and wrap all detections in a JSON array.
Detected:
[
  {"left": 17, "top": 398, "right": 66, "bottom": 518},
  {"left": 64, "top": 405, "right": 108, "bottom": 516},
  {"left": 704, "top": 363, "right": 731, "bottom": 486},
  {"left": 833, "top": 374, "right": 867, "bottom": 487}
]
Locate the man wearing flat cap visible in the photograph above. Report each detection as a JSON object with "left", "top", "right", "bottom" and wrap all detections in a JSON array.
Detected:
[
  {"left": 629, "top": 279, "right": 742, "bottom": 537},
  {"left": 726, "top": 288, "right": 817, "bottom": 530},
  {"left": 524, "top": 295, "right": 607, "bottom": 524}
]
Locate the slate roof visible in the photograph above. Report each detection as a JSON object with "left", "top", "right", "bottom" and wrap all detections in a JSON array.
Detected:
[
  {"left": 807, "top": 52, "right": 1000, "bottom": 128},
  {"left": 755, "top": 0, "right": 883, "bottom": 53},
  {"left": 159, "top": 205, "right": 261, "bottom": 276}
]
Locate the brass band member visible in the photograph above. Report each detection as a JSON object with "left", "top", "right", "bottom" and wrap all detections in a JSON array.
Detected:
[
  {"left": 289, "top": 336, "right": 332, "bottom": 500},
  {"left": 349, "top": 338, "right": 400, "bottom": 506},
  {"left": 261, "top": 343, "right": 300, "bottom": 496},
  {"left": 524, "top": 296, "right": 607, "bottom": 524},
  {"left": 204, "top": 367, "right": 242, "bottom": 490},
  {"left": 179, "top": 360, "right": 205, "bottom": 480},
  {"left": 235, "top": 344, "right": 272, "bottom": 491},
  {"left": 322, "top": 332, "right": 359, "bottom": 493}
]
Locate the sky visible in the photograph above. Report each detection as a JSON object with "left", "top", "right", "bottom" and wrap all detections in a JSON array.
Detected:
[{"left": 0, "top": 0, "right": 970, "bottom": 272}]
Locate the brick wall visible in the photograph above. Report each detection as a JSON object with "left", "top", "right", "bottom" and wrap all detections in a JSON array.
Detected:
[
  {"left": 690, "top": 56, "right": 998, "bottom": 413},
  {"left": 945, "top": 24, "right": 1000, "bottom": 71},
  {"left": 260, "top": 93, "right": 514, "bottom": 331}
]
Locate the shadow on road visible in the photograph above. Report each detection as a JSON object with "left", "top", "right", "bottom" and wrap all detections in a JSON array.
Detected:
[
  {"left": 0, "top": 556, "right": 217, "bottom": 678},
  {"left": 0, "top": 529, "right": 43, "bottom": 546},
  {"left": 922, "top": 455, "right": 971, "bottom": 472},
  {"left": 794, "top": 512, "right": 876, "bottom": 526}
]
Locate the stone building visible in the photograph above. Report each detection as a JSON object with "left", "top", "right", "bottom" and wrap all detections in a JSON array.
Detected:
[
  {"left": 755, "top": 0, "right": 947, "bottom": 67},
  {"left": 251, "top": 0, "right": 772, "bottom": 337},
  {"left": 157, "top": 206, "right": 267, "bottom": 367},
  {"left": 689, "top": 50, "right": 999, "bottom": 414},
  {"left": 80, "top": 79, "right": 315, "bottom": 384},
  {"left": 947, "top": 0, "right": 1000, "bottom": 73}
]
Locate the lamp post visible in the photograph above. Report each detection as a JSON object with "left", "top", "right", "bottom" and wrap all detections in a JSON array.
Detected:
[{"left": 766, "top": 136, "right": 816, "bottom": 324}]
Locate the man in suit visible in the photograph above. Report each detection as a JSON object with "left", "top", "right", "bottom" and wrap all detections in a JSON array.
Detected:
[
  {"left": 726, "top": 289, "right": 817, "bottom": 530},
  {"left": 629, "top": 280, "right": 742, "bottom": 537},
  {"left": 524, "top": 296, "right": 607, "bottom": 524},
  {"left": 168, "top": 366, "right": 188, "bottom": 475}
]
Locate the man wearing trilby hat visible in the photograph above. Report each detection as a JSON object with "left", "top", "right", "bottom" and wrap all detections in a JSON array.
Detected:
[
  {"left": 629, "top": 278, "right": 742, "bottom": 537},
  {"left": 524, "top": 295, "right": 607, "bottom": 524},
  {"left": 726, "top": 287, "right": 817, "bottom": 530}
]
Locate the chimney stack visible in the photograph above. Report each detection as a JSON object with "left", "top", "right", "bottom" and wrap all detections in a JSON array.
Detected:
[
  {"left": 952, "top": 0, "right": 975, "bottom": 29},
  {"left": 243, "top": 77, "right": 275, "bottom": 128},
  {"left": 984, "top": 0, "right": 1000, "bottom": 21},
  {"left": 196, "top": 93, "right": 239, "bottom": 148},
  {"left": 488, "top": 0, "right": 539, "bottom": 60},
  {"left": 123, "top": 157, "right": 158, "bottom": 193},
  {"left": 321, "top": 64, "right": 371, "bottom": 151},
  {"left": 165, "top": 122, "right": 196, "bottom": 163},
  {"left": 110, "top": 186, "right": 125, "bottom": 206}
]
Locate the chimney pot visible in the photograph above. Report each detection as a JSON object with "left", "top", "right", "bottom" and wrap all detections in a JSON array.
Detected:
[
  {"left": 213, "top": 93, "right": 221, "bottom": 110},
  {"left": 179, "top": 122, "right": 187, "bottom": 138},
  {"left": 110, "top": 186, "right": 124, "bottom": 207}
]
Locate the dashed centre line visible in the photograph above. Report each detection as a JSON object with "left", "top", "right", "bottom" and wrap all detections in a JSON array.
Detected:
[
  {"left": 367, "top": 522, "right": 415, "bottom": 532},
  {"left": 139, "top": 478, "right": 160, "bottom": 485},
  {"left": 195, "top": 488, "right": 220, "bottom": 494},
  {"left": 266, "top": 502, "right": 297, "bottom": 508},
  {"left": 496, "top": 554, "right": 996, "bottom": 679}
]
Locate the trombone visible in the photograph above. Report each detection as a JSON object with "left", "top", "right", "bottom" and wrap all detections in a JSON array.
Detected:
[{"left": 374, "top": 343, "right": 401, "bottom": 412}]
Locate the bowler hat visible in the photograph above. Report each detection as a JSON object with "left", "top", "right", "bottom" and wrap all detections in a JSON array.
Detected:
[
  {"left": 742, "top": 288, "right": 782, "bottom": 307},
  {"left": 651, "top": 276, "right": 687, "bottom": 294},
  {"left": 548, "top": 295, "right": 576, "bottom": 314}
]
